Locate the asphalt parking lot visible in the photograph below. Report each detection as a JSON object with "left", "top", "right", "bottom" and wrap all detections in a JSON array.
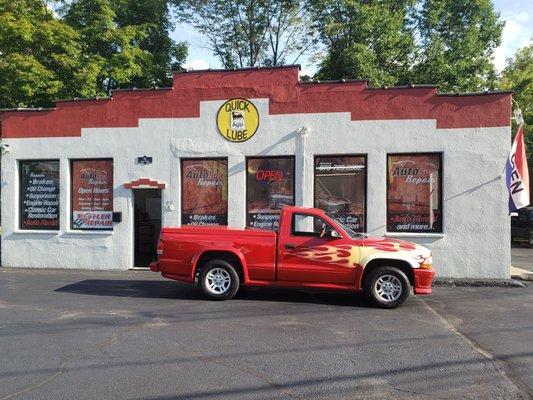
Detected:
[{"left": 0, "top": 268, "right": 531, "bottom": 400}]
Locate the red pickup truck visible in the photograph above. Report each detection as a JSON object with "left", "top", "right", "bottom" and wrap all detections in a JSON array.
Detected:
[{"left": 150, "top": 206, "right": 435, "bottom": 308}]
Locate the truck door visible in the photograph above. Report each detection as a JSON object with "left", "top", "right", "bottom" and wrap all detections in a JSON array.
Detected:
[{"left": 277, "top": 212, "right": 360, "bottom": 284}]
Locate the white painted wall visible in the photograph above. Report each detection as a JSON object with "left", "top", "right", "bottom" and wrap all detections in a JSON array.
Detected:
[{"left": 1, "top": 98, "right": 511, "bottom": 278}]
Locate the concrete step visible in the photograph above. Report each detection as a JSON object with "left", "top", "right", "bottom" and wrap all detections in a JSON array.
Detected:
[{"left": 511, "top": 266, "right": 533, "bottom": 281}]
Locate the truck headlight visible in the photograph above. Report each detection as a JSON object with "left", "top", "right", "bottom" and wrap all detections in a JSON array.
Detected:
[{"left": 420, "top": 256, "right": 433, "bottom": 269}]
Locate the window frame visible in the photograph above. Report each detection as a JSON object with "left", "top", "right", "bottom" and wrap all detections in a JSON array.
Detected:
[
  {"left": 245, "top": 155, "right": 296, "bottom": 229},
  {"left": 291, "top": 213, "right": 334, "bottom": 237},
  {"left": 180, "top": 157, "right": 229, "bottom": 226},
  {"left": 70, "top": 158, "right": 114, "bottom": 231},
  {"left": 19, "top": 159, "right": 60, "bottom": 231},
  {"left": 386, "top": 152, "right": 443, "bottom": 234},
  {"left": 313, "top": 154, "right": 367, "bottom": 233}
]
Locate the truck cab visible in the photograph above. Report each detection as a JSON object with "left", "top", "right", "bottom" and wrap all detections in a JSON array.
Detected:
[{"left": 151, "top": 206, "right": 435, "bottom": 308}]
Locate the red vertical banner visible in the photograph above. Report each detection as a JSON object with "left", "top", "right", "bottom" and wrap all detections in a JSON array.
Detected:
[
  {"left": 71, "top": 159, "right": 114, "bottom": 229},
  {"left": 181, "top": 159, "right": 228, "bottom": 225},
  {"left": 387, "top": 154, "right": 442, "bottom": 232}
]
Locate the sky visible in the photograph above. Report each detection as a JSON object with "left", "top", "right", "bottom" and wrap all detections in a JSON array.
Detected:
[{"left": 172, "top": 0, "right": 533, "bottom": 74}]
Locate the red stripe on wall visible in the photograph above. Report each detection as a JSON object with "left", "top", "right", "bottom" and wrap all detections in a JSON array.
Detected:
[{"left": 1, "top": 67, "right": 511, "bottom": 138}]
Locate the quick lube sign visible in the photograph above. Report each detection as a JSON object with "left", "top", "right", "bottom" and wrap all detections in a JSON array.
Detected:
[{"left": 216, "top": 98, "right": 259, "bottom": 142}]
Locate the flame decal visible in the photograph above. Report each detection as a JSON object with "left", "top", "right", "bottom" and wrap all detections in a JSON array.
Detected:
[
  {"left": 291, "top": 245, "right": 360, "bottom": 267},
  {"left": 289, "top": 239, "right": 429, "bottom": 270},
  {"left": 360, "top": 238, "right": 417, "bottom": 252}
]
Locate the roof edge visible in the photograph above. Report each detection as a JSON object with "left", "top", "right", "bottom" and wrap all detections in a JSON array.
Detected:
[
  {"left": 437, "top": 90, "right": 514, "bottom": 97},
  {"left": 172, "top": 64, "right": 301, "bottom": 74},
  {"left": 0, "top": 107, "right": 56, "bottom": 112}
]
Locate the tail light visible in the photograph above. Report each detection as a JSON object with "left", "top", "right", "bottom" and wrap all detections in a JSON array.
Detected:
[{"left": 157, "top": 238, "right": 164, "bottom": 256}]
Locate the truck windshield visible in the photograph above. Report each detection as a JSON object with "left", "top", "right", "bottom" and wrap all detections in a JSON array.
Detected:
[{"left": 326, "top": 213, "right": 366, "bottom": 239}]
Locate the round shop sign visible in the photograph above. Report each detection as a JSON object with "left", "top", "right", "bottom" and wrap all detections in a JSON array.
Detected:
[{"left": 216, "top": 98, "right": 259, "bottom": 143}]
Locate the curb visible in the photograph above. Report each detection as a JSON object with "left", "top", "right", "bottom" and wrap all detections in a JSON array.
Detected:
[
  {"left": 510, "top": 266, "right": 533, "bottom": 282},
  {"left": 434, "top": 278, "right": 527, "bottom": 288}
]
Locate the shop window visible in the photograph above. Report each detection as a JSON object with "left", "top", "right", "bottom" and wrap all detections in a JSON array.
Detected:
[
  {"left": 71, "top": 159, "right": 114, "bottom": 230},
  {"left": 19, "top": 160, "right": 60, "bottom": 230},
  {"left": 387, "top": 153, "right": 442, "bottom": 233},
  {"left": 314, "top": 155, "right": 366, "bottom": 232},
  {"left": 181, "top": 158, "right": 228, "bottom": 225},
  {"left": 246, "top": 156, "right": 295, "bottom": 230}
]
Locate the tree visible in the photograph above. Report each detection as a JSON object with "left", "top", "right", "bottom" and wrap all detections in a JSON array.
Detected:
[
  {"left": 61, "top": 0, "right": 152, "bottom": 95},
  {"left": 413, "top": 0, "right": 503, "bottom": 92},
  {"left": 0, "top": 0, "right": 88, "bottom": 108},
  {"left": 500, "top": 44, "right": 533, "bottom": 165},
  {"left": 0, "top": 0, "right": 188, "bottom": 108},
  {"left": 263, "top": 0, "right": 317, "bottom": 66},
  {"left": 113, "top": 0, "right": 187, "bottom": 87},
  {"left": 309, "top": 0, "right": 503, "bottom": 91},
  {"left": 174, "top": 0, "right": 316, "bottom": 69},
  {"left": 309, "top": 0, "right": 416, "bottom": 85}
]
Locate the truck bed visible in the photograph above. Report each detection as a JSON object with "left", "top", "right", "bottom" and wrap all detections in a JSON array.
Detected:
[
  {"left": 161, "top": 225, "right": 277, "bottom": 238},
  {"left": 158, "top": 225, "right": 278, "bottom": 282}
]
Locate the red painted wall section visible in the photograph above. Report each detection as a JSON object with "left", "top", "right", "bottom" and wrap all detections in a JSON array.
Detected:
[{"left": 1, "top": 66, "right": 511, "bottom": 138}]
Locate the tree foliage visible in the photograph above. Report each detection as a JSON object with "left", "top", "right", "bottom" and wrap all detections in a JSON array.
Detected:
[
  {"left": 413, "top": 0, "right": 503, "bottom": 91},
  {"left": 309, "top": 0, "right": 503, "bottom": 91},
  {"left": 0, "top": 0, "right": 187, "bottom": 109},
  {"left": 0, "top": 0, "right": 85, "bottom": 108},
  {"left": 309, "top": 0, "right": 415, "bottom": 85},
  {"left": 500, "top": 44, "right": 533, "bottom": 161},
  {"left": 62, "top": 0, "right": 187, "bottom": 95},
  {"left": 174, "top": 0, "right": 316, "bottom": 69},
  {"left": 113, "top": 0, "right": 187, "bottom": 87}
]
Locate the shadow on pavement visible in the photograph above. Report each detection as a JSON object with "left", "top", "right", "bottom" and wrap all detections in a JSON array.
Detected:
[{"left": 54, "top": 279, "right": 367, "bottom": 307}]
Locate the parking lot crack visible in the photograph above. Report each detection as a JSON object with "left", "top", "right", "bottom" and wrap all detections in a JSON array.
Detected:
[
  {"left": 419, "top": 298, "right": 532, "bottom": 399},
  {"left": 0, "top": 351, "right": 73, "bottom": 400},
  {"left": 179, "top": 346, "right": 301, "bottom": 400},
  {"left": 392, "top": 386, "right": 430, "bottom": 398}
]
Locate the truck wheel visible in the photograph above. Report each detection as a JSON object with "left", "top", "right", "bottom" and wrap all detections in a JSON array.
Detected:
[
  {"left": 199, "top": 260, "right": 240, "bottom": 300},
  {"left": 363, "top": 266, "right": 410, "bottom": 309}
]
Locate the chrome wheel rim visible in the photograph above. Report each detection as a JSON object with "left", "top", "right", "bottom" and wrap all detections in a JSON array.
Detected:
[
  {"left": 205, "top": 268, "right": 231, "bottom": 294},
  {"left": 375, "top": 274, "right": 402, "bottom": 302}
]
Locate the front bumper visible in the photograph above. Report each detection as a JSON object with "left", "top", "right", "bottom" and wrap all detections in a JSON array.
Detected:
[
  {"left": 413, "top": 268, "right": 436, "bottom": 294},
  {"left": 149, "top": 261, "right": 159, "bottom": 272}
]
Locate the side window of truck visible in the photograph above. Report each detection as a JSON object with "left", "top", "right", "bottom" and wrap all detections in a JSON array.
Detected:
[{"left": 292, "top": 214, "right": 332, "bottom": 237}]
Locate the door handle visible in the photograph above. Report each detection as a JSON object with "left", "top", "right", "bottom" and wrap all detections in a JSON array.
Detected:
[{"left": 285, "top": 243, "right": 296, "bottom": 249}]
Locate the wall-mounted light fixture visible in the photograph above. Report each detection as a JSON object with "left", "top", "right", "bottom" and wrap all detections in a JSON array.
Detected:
[
  {"left": 298, "top": 125, "right": 310, "bottom": 137},
  {"left": 165, "top": 201, "right": 175, "bottom": 212},
  {"left": 0, "top": 143, "right": 11, "bottom": 154}
]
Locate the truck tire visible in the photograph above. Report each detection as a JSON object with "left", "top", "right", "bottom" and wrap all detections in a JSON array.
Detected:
[
  {"left": 199, "top": 259, "right": 240, "bottom": 300},
  {"left": 363, "top": 266, "right": 410, "bottom": 309}
]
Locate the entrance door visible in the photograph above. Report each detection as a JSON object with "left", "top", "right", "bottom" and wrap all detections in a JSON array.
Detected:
[{"left": 133, "top": 189, "right": 162, "bottom": 267}]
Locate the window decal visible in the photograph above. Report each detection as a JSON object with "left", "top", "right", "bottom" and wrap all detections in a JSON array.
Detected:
[
  {"left": 181, "top": 158, "right": 228, "bottom": 225},
  {"left": 387, "top": 154, "right": 442, "bottom": 233},
  {"left": 246, "top": 157, "right": 295, "bottom": 230},
  {"left": 71, "top": 159, "right": 113, "bottom": 230},
  {"left": 314, "top": 156, "right": 366, "bottom": 232},
  {"left": 20, "top": 160, "right": 60, "bottom": 230}
]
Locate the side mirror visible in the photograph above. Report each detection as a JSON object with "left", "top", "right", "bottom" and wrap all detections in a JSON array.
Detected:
[{"left": 329, "top": 229, "right": 342, "bottom": 239}]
